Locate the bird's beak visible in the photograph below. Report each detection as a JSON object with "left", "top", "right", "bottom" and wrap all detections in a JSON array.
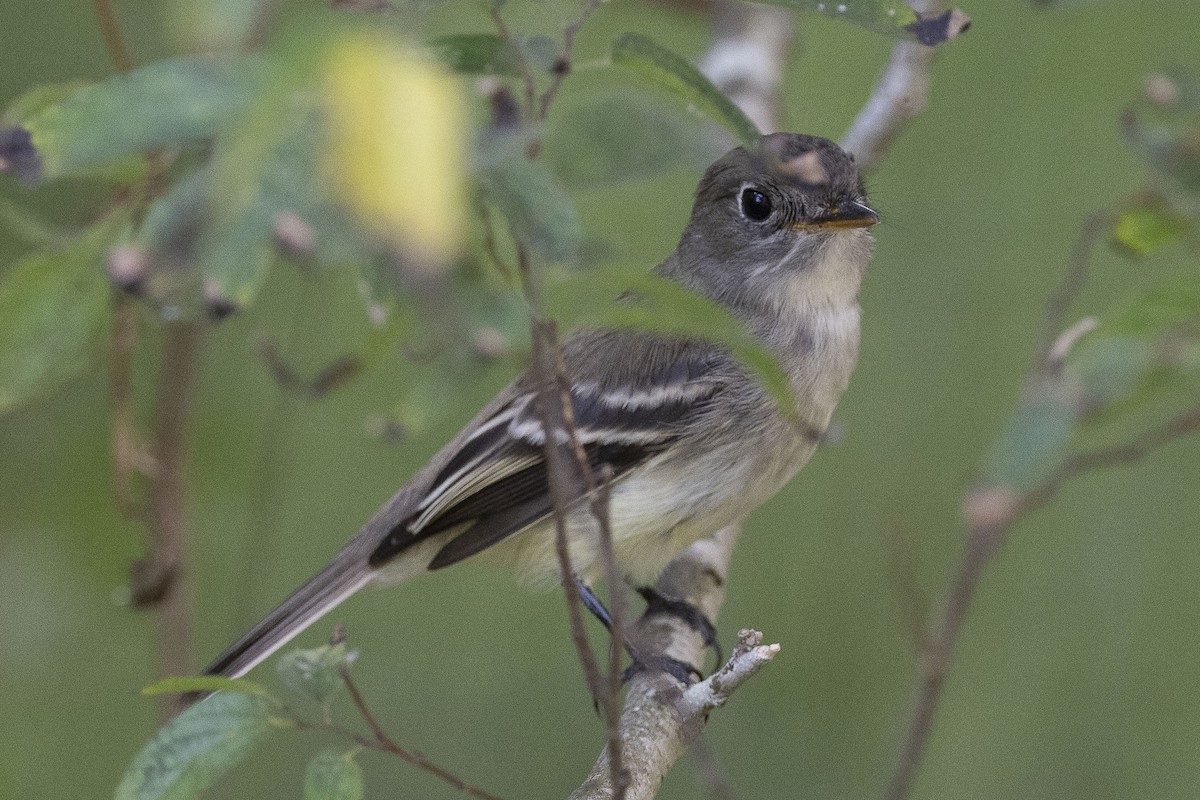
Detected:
[{"left": 793, "top": 199, "right": 880, "bottom": 230}]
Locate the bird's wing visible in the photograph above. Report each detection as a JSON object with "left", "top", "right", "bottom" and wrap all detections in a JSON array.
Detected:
[
  {"left": 205, "top": 331, "right": 734, "bottom": 679},
  {"left": 367, "top": 330, "right": 733, "bottom": 570}
]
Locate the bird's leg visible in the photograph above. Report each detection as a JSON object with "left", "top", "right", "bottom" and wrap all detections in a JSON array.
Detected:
[
  {"left": 574, "top": 578, "right": 698, "bottom": 686},
  {"left": 576, "top": 579, "right": 616, "bottom": 632}
]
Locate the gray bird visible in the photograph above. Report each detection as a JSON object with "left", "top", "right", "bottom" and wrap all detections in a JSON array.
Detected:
[{"left": 207, "top": 132, "right": 877, "bottom": 678}]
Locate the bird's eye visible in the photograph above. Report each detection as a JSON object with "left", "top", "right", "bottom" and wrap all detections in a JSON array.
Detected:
[{"left": 739, "top": 188, "right": 773, "bottom": 221}]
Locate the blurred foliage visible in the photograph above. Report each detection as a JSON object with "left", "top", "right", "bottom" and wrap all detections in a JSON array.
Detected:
[
  {"left": 1, "top": 1, "right": 1200, "bottom": 800},
  {"left": 611, "top": 32, "right": 761, "bottom": 146},
  {"left": 304, "top": 750, "right": 364, "bottom": 800},
  {"left": 0, "top": 211, "right": 128, "bottom": 413},
  {"left": 982, "top": 67, "right": 1200, "bottom": 496},
  {"left": 114, "top": 690, "right": 275, "bottom": 800}
]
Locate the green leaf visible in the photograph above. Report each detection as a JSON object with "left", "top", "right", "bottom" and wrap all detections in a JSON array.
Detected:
[
  {"left": 477, "top": 138, "right": 582, "bottom": 262},
  {"left": 753, "top": 0, "right": 969, "bottom": 43},
  {"left": 1102, "top": 269, "right": 1200, "bottom": 336},
  {"left": 1068, "top": 333, "right": 1159, "bottom": 412},
  {"left": 113, "top": 691, "right": 273, "bottom": 800},
  {"left": 1, "top": 55, "right": 260, "bottom": 184},
  {"left": 543, "top": 92, "right": 714, "bottom": 189},
  {"left": 140, "top": 676, "right": 269, "bottom": 697},
  {"left": 610, "top": 33, "right": 760, "bottom": 148},
  {"left": 276, "top": 642, "right": 354, "bottom": 706},
  {"left": 1112, "top": 204, "right": 1191, "bottom": 256},
  {"left": 983, "top": 269, "right": 1200, "bottom": 493},
  {"left": 0, "top": 212, "right": 128, "bottom": 415},
  {"left": 544, "top": 267, "right": 795, "bottom": 416},
  {"left": 0, "top": 195, "right": 64, "bottom": 247},
  {"left": 304, "top": 750, "right": 364, "bottom": 800},
  {"left": 981, "top": 382, "right": 1077, "bottom": 492},
  {"left": 1, "top": 82, "right": 87, "bottom": 127},
  {"left": 427, "top": 33, "right": 521, "bottom": 76}
]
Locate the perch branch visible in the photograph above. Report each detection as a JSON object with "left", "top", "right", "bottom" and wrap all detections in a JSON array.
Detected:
[
  {"left": 699, "top": 2, "right": 795, "bottom": 134},
  {"left": 568, "top": 527, "right": 778, "bottom": 800},
  {"left": 840, "top": 0, "right": 953, "bottom": 172}
]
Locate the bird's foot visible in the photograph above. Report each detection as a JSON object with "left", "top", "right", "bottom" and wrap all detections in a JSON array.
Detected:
[{"left": 636, "top": 586, "right": 723, "bottom": 667}]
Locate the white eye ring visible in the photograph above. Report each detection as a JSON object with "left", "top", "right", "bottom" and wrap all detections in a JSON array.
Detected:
[{"left": 739, "top": 186, "right": 773, "bottom": 221}]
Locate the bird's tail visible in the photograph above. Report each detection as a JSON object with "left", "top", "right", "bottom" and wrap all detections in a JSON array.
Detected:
[{"left": 204, "top": 553, "right": 373, "bottom": 678}]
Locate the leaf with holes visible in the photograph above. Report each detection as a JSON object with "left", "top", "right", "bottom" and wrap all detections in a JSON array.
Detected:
[
  {"left": 277, "top": 642, "right": 355, "bottom": 706},
  {"left": 113, "top": 691, "right": 276, "bottom": 800},
  {"left": 304, "top": 750, "right": 364, "bottom": 800}
]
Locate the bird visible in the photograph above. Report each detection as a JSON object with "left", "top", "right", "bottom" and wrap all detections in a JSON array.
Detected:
[{"left": 205, "top": 132, "right": 877, "bottom": 679}]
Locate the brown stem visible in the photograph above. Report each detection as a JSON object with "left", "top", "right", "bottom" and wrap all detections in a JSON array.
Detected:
[
  {"left": 884, "top": 407, "right": 1200, "bottom": 800},
  {"left": 338, "top": 666, "right": 506, "bottom": 800},
  {"left": 108, "top": 292, "right": 143, "bottom": 520},
  {"left": 146, "top": 321, "right": 201, "bottom": 720},
  {"left": 882, "top": 521, "right": 993, "bottom": 800},
  {"left": 516, "top": 233, "right": 627, "bottom": 796},
  {"left": 91, "top": 0, "right": 134, "bottom": 72},
  {"left": 536, "top": 0, "right": 603, "bottom": 123},
  {"left": 488, "top": 5, "right": 538, "bottom": 117}
]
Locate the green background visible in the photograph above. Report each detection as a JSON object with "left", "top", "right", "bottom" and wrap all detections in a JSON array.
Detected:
[{"left": 2, "top": 1, "right": 1199, "bottom": 798}]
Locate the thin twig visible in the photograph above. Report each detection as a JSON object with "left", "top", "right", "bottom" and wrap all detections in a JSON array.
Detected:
[
  {"left": 1022, "top": 407, "right": 1200, "bottom": 518},
  {"left": 335, "top": 666, "right": 506, "bottom": 800},
  {"left": 495, "top": 1, "right": 630, "bottom": 771},
  {"left": 883, "top": 405, "right": 1200, "bottom": 800},
  {"left": 488, "top": 5, "right": 538, "bottom": 116},
  {"left": 554, "top": 353, "right": 629, "bottom": 799},
  {"left": 91, "top": 0, "right": 134, "bottom": 72},
  {"left": 517, "top": 226, "right": 627, "bottom": 795},
  {"left": 514, "top": 240, "right": 608, "bottom": 697},
  {"left": 536, "top": 0, "right": 603, "bottom": 123},
  {"left": 536, "top": 316, "right": 609, "bottom": 704},
  {"left": 92, "top": 0, "right": 200, "bottom": 725},
  {"left": 1029, "top": 211, "right": 1113, "bottom": 374}
]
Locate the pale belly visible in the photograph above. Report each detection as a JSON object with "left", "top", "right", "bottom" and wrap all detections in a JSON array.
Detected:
[{"left": 485, "top": 430, "right": 818, "bottom": 587}]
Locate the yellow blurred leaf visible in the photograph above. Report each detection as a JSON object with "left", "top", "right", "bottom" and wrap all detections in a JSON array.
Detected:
[{"left": 322, "top": 35, "right": 466, "bottom": 272}]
